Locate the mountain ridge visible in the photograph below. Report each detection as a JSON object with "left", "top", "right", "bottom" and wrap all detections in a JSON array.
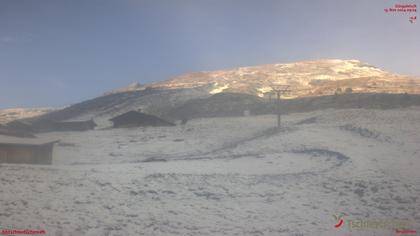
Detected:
[
  {"left": 9, "top": 59, "right": 420, "bottom": 125},
  {"left": 114, "top": 59, "right": 420, "bottom": 99}
]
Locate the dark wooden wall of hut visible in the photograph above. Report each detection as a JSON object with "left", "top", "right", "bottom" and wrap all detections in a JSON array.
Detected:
[{"left": 0, "top": 143, "right": 54, "bottom": 165}]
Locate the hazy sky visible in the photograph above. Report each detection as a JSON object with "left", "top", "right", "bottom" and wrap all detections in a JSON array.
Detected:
[{"left": 0, "top": 0, "right": 419, "bottom": 108}]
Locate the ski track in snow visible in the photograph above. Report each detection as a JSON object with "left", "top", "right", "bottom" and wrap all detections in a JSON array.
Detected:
[{"left": 1, "top": 108, "right": 420, "bottom": 235}]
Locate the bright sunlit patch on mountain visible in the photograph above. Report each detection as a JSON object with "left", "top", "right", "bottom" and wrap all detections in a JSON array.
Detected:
[
  {"left": 257, "top": 87, "right": 274, "bottom": 97},
  {"left": 209, "top": 83, "right": 229, "bottom": 94}
]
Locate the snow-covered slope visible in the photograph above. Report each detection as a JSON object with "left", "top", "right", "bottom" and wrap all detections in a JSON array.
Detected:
[{"left": 1, "top": 107, "right": 419, "bottom": 235}]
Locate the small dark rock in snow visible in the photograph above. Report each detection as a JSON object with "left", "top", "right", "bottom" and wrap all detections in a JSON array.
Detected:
[{"left": 143, "top": 157, "right": 167, "bottom": 162}]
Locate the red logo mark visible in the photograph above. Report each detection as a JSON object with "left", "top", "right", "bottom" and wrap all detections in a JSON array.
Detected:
[{"left": 333, "top": 213, "right": 345, "bottom": 228}]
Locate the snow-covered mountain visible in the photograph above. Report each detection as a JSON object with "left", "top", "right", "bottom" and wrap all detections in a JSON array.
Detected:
[
  {"left": 27, "top": 59, "right": 420, "bottom": 124},
  {"left": 104, "top": 59, "right": 420, "bottom": 100},
  {"left": 146, "top": 59, "right": 420, "bottom": 98}
]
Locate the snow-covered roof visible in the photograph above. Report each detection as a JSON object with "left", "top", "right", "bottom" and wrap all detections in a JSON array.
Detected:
[{"left": 0, "top": 135, "right": 59, "bottom": 146}]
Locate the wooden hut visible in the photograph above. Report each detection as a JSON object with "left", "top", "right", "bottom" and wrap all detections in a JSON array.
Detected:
[
  {"left": 0, "top": 127, "right": 35, "bottom": 138},
  {"left": 2, "top": 120, "right": 35, "bottom": 137},
  {"left": 53, "top": 120, "right": 97, "bottom": 131},
  {"left": 31, "top": 119, "right": 96, "bottom": 132},
  {"left": 0, "top": 135, "right": 58, "bottom": 165},
  {"left": 6, "top": 120, "right": 34, "bottom": 132},
  {"left": 110, "top": 111, "right": 175, "bottom": 128}
]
